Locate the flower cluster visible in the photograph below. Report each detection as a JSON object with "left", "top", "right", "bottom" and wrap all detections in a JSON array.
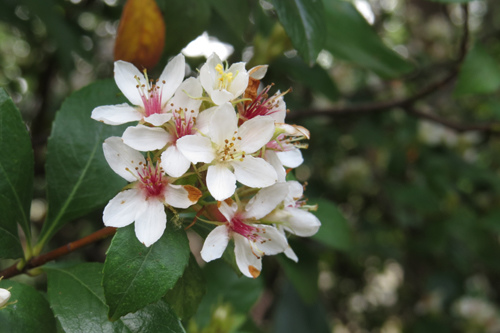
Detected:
[{"left": 92, "top": 53, "right": 320, "bottom": 278}]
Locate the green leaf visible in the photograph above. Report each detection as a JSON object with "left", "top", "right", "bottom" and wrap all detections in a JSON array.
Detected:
[
  {"left": 45, "top": 263, "right": 185, "bottom": 332},
  {"left": 273, "top": 57, "right": 339, "bottom": 101},
  {"left": 323, "top": 0, "right": 413, "bottom": 78},
  {"left": 207, "top": 0, "right": 250, "bottom": 40},
  {"left": 271, "top": 0, "right": 326, "bottom": 65},
  {"left": 277, "top": 243, "right": 319, "bottom": 304},
  {"left": 164, "top": 255, "right": 206, "bottom": 320},
  {"left": 454, "top": 43, "right": 500, "bottom": 96},
  {"left": 195, "top": 260, "right": 263, "bottom": 328},
  {"left": 426, "top": 0, "right": 473, "bottom": 3},
  {"left": 103, "top": 222, "right": 190, "bottom": 321},
  {"left": 311, "top": 198, "right": 352, "bottom": 251},
  {"left": 158, "top": 0, "right": 211, "bottom": 56},
  {"left": 0, "top": 279, "right": 56, "bottom": 332},
  {"left": 38, "top": 79, "right": 128, "bottom": 250},
  {"left": 0, "top": 89, "right": 33, "bottom": 258}
]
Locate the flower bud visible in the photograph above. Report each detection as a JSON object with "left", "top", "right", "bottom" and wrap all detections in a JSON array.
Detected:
[{"left": 0, "top": 288, "right": 11, "bottom": 307}]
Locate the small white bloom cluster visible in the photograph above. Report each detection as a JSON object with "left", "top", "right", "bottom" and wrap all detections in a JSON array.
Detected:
[{"left": 92, "top": 53, "right": 320, "bottom": 278}]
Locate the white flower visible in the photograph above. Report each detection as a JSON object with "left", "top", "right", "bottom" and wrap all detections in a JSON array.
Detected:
[
  {"left": 0, "top": 288, "right": 11, "bottom": 307},
  {"left": 176, "top": 103, "right": 278, "bottom": 200},
  {"left": 102, "top": 137, "right": 201, "bottom": 246},
  {"left": 200, "top": 198, "right": 288, "bottom": 278},
  {"left": 200, "top": 53, "right": 249, "bottom": 105},
  {"left": 91, "top": 54, "right": 185, "bottom": 126},
  {"left": 261, "top": 181, "right": 321, "bottom": 262}
]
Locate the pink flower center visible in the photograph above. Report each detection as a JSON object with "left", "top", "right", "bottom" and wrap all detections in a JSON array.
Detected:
[
  {"left": 229, "top": 214, "right": 264, "bottom": 243},
  {"left": 135, "top": 74, "right": 165, "bottom": 117},
  {"left": 240, "top": 85, "right": 284, "bottom": 121},
  {"left": 137, "top": 160, "right": 167, "bottom": 199},
  {"left": 172, "top": 107, "right": 196, "bottom": 140},
  {"left": 266, "top": 134, "right": 292, "bottom": 152}
]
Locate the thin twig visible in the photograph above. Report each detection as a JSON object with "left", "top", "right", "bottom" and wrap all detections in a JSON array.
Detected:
[{"left": 0, "top": 227, "right": 117, "bottom": 279}]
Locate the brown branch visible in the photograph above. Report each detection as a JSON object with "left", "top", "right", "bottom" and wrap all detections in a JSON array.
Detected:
[
  {"left": 0, "top": 227, "right": 117, "bottom": 279},
  {"left": 289, "top": 4, "right": 471, "bottom": 124}
]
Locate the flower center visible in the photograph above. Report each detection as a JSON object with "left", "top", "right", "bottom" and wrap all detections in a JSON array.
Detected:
[
  {"left": 217, "top": 133, "right": 245, "bottom": 162},
  {"left": 135, "top": 71, "right": 165, "bottom": 117},
  {"left": 215, "top": 63, "right": 234, "bottom": 90},
  {"left": 137, "top": 160, "right": 167, "bottom": 199},
  {"left": 240, "top": 85, "right": 284, "bottom": 121},
  {"left": 231, "top": 215, "right": 258, "bottom": 240},
  {"left": 172, "top": 107, "right": 196, "bottom": 140}
]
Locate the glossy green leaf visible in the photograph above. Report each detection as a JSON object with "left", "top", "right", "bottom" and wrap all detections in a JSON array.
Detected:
[
  {"left": 0, "top": 279, "right": 56, "bottom": 332},
  {"left": 39, "top": 79, "right": 128, "bottom": 250},
  {"left": 311, "top": 198, "right": 352, "bottom": 251},
  {"left": 103, "top": 222, "right": 190, "bottom": 321},
  {"left": 159, "top": 0, "right": 211, "bottom": 56},
  {"left": 323, "top": 0, "right": 413, "bottom": 78},
  {"left": 0, "top": 89, "right": 33, "bottom": 259},
  {"left": 277, "top": 243, "right": 319, "bottom": 304},
  {"left": 164, "top": 255, "right": 206, "bottom": 320},
  {"left": 271, "top": 0, "right": 326, "bottom": 65},
  {"left": 207, "top": 0, "right": 250, "bottom": 39},
  {"left": 195, "top": 260, "right": 263, "bottom": 328},
  {"left": 45, "top": 263, "right": 185, "bottom": 332},
  {"left": 454, "top": 43, "right": 500, "bottom": 96}
]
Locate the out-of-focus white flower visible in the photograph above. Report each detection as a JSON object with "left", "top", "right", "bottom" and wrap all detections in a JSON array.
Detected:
[
  {"left": 200, "top": 196, "right": 288, "bottom": 278},
  {"left": 101, "top": 137, "right": 201, "bottom": 246},
  {"left": 176, "top": 103, "right": 277, "bottom": 200},
  {"left": 0, "top": 288, "right": 11, "bottom": 308},
  {"left": 91, "top": 54, "right": 185, "bottom": 126},
  {"left": 199, "top": 53, "right": 249, "bottom": 105}
]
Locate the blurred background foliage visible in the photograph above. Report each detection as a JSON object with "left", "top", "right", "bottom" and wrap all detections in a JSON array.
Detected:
[{"left": 1, "top": 0, "right": 500, "bottom": 332}]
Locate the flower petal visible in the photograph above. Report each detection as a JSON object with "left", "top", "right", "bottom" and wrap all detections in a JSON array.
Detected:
[
  {"left": 210, "top": 90, "right": 234, "bottom": 106},
  {"left": 161, "top": 145, "right": 191, "bottom": 177},
  {"left": 164, "top": 184, "right": 200, "bottom": 208},
  {"left": 282, "top": 207, "right": 321, "bottom": 237},
  {"left": 277, "top": 149, "right": 303, "bottom": 168},
  {"left": 103, "top": 189, "right": 147, "bottom": 228},
  {"left": 284, "top": 246, "right": 298, "bottom": 262},
  {"left": 265, "top": 150, "right": 286, "bottom": 183},
  {"left": 0, "top": 288, "right": 11, "bottom": 307},
  {"left": 159, "top": 53, "right": 186, "bottom": 103},
  {"left": 244, "top": 182, "right": 289, "bottom": 219},
  {"left": 238, "top": 115, "right": 275, "bottom": 153},
  {"left": 114, "top": 60, "right": 145, "bottom": 107},
  {"left": 200, "top": 225, "right": 230, "bottom": 262},
  {"left": 144, "top": 113, "right": 172, "bottom": 126},
  {"left": 234, "top": 233, "right": 262, "bottom": 278},
  {"left": 91, "top": 103, "right": 143, "bottom": 125},
  {"left": 252, "top": 224, "right": 288, "bottom": 255},
  {"left": 207, "top": 164, "right": 237, "bottom": 201},
  {"left": 217, "top": 200, "right": 237, "bottom": 222},
  {"left": 122, "top": 124, "right": 172, "bottom": 151},
  {"left": 103, "top": 137, "right": 145, "bottom": 182},
  {"left": 232, "top": 156, "right": 277, "bottom": 188},
  {"left": 227, "top": 62, "right": 249, "bottom": 97},
  {"left": 134, "top": 199, "right": 167, "bottom": 247},
  {"left": 176, "top": 135, "right": 215, "bottom": 163},
  {"left": 209, "top": 103, "right": 237, "bottom": 145},
  {"left": 199, "top": 53, "right": 222, "bottom": 95},
  {"left": 167, "top": 77, "right": 203, "bottom": 116},
  {"left": 194, "top": 106, "right": 217, "bottom": 135}
]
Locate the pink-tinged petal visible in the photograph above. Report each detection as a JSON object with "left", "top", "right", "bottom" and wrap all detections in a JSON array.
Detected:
[
  {"left": 209, "top": 103, "right": 237, "bottom": 145},
  {"left": 232, "top": 156, "right": 277, "bottom": 188},
  {"left": 114, "top": 60, "right": 144, "bottom": 107},
  {"left": 103, "top": 137, "right": 145, "bottom": 182},
  {"left": 176, "top": 135, "right": 215, "bottom": 163},
  {"left": 282, "top": 207, "right": 321, "bottom": 237},
  {"left": 252, "top": 225, "right": 288, "bottom": 255},
  {"left": 91, "top": 103, "right": 143, "bottom": 125},
  {"left": 238, "top": 116, "right": 275, "bottom": 153},
  {"left": 277, "top": 149, "right": 303, "bottom": 168},
  {"left": 207, "top": 164, "right": 237, "bottom": 201},
  {"left": 103, "top": 189, "right": 147, "bottom": 228},
  {"left": 164, "top": 184, "right": 199, "bottom": 208},
  {"left": 249, "top": 65, "right": 268, "bottom": 80},
  {"left": 122, "top": 124, "right": 171, "bottom": 151},
  {"left": 284, "top": 246, "right": 298, "bottom": 262},
  {"left": 160, "top": 145, "right": 191, "bottom": 177},
  {"left": 234, "top": 234, "right": 262, "bottom": 278},
  {"left": 134, "top": 199, "right": 167, "bottom": 247},
  {"left": 218, "top": 201, "right": 237, "bottom": 222},
  {"left": 144, "top": 113, "right": 172, "bottom": 126},
  {"left": 245, "top": 183, "right": 289, "bottom": 219},
  {"left": 200, "top": 225, "right": 230, "bottom": 262},
  {"left": 265, "top": 151, "right": 286, "bottom": 183},
  {"left": 159, "top": 54, "right": 185, "bottom": 103},
  {"left": 210, "top": 90, "right": 234, "bottom": 106},
  {"left": 167, "top": 77, "right": 203, "bottom": 116},
  {"left": 194, "top": 106, "right": 217, "bottom": 135}
]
